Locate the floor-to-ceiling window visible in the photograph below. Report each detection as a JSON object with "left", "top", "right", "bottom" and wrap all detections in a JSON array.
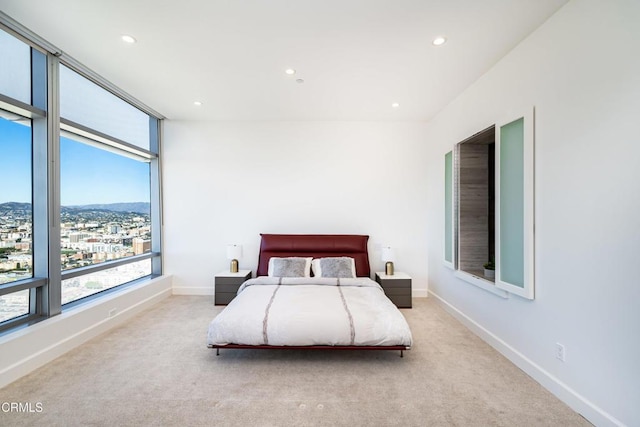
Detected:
[
  {"left": 58, "top": 65, "right": 159, "bottom": 306},
  {"left": 0, "top": 116, "right": 33, "bottom": 322},
  {"left": 0, "top": 19, "right": 163, "bottom": 331},
  {"left": 0, "top": 27, "right": 43, "bottom": 326}
]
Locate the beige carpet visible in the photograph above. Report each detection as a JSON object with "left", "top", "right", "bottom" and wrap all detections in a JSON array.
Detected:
[{"left": 0, "top": 296, "right": 590, "bottom": 426}]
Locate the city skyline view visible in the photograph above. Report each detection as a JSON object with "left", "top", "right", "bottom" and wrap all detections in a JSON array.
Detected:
[
  {"left": 1, "top": 115, "right": 152, "bottom": 323},
  {"left": 0, "top": 200, "right": 153, "bottom": 322}
]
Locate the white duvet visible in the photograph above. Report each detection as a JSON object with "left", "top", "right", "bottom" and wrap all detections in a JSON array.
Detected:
[{"left": 207, "top": 277, "right": 413, "bottom": 348}]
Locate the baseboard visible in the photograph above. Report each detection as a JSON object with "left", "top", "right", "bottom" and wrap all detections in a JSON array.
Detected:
[
  {"left": 0, "top": 275, "right": 173, "bottom": 389},
  {"left": 412, "top": 289, "right": 428, "bottom": 298},
  {"left": 429, "top": 290, "right": 623, "bottom": 427}
]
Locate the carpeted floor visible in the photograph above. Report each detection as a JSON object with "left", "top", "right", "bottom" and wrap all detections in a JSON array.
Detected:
[{"left": 0, "top": 296, "right": 590, "bottom": 426}]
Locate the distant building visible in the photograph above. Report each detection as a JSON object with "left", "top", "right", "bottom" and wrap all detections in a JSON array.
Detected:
[
  {"left": 69, "top": 233, "right": 90, "bottom": 243},
  {"left": 15, "top": 242, "right": 31, "bottom": 251},
  {"left": 132, "top": 238, "right": 151, "bottom": 255}
]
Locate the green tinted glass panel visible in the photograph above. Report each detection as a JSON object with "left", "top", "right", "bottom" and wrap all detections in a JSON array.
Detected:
[
  {"left": 444, "top": 151, "right": 453, "bottom": 263},
  {"left": 499, "top": 118, "right": 524, "bottom": 287}
]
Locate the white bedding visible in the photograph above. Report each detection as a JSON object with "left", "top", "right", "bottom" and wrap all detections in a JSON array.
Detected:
[{"left": 207, "top": 277, "right": 413, "bottom": 348}]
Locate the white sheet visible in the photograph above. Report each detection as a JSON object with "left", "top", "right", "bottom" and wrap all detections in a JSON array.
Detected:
[{"left": 207, "top": 277, "right": 413, "bottom": 347}]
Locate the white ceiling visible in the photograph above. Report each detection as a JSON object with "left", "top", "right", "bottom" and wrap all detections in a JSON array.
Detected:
[{"left": 0, "top": 0, "right": 568, "bottom": 121}]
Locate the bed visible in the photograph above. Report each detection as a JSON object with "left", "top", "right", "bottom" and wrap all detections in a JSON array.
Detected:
[{"left": 207, "top": 234, "right": 413, "bottom": 356}]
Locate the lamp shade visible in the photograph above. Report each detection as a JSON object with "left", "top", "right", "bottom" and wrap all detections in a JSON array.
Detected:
[
  {"left": 381, "top": 246, "right": 395, "bottom": 262},
  {"left": 226, "top": 244, "right": 242, "bottom": 260}
]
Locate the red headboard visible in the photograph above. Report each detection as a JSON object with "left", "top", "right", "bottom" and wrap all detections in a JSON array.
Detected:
[{"left": 257, "top": 234, "right": 370, "bottom": 277}]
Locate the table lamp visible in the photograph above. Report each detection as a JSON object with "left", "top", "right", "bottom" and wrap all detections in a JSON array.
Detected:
[
  {"left": 381, "top": 246, "right": 395, "bottom": 276},
  {"left": 226, "top": 244, "right": 242, "bottom": 273}
]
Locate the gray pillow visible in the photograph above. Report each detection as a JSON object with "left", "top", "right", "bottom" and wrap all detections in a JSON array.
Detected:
[
  {"left": 318, "top": 257, "right": 356, "bottom": 278},
  {"left": 269, "top": 257, "right": 311, "bottom": 277}
]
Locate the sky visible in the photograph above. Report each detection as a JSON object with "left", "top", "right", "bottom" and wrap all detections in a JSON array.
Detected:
[{"left": 0, "top": 117, "right": 150, "bottom": 206}]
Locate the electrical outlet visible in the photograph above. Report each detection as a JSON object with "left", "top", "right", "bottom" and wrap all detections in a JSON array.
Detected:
[
  {"left": 556, "top": 343, "right": 565, "bottom": 362},
  {"left": 108, "top": 308, "right": 117, "bottom": 318}
]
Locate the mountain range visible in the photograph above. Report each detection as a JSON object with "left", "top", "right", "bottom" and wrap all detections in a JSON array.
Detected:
[{"left": 0, "top": 202, "right": 150, "bottom": 215}]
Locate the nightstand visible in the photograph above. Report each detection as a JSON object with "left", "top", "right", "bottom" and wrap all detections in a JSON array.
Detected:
[
  {"left": 214, "top": 270, "right": 252, "bottom": 305},
  {"left": 375, "top": 272, "right": 412, "bottom": 308}
]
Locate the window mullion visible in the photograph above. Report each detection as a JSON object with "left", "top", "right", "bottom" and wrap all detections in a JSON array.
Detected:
[
  {"left": 150, "top": 118, "right": 162, "bottom": 276},
  {"left": 46, "top": 53, "right": 61, "bottom": 316},
  {"left": 31, "top": 47, "right": 49, "bottom": 319}
]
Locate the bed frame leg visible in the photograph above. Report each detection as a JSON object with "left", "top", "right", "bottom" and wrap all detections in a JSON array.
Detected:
[
  {"left": 400, "top": 350, "right": 404, "bottom": 358},
  {"left": 216, "top": 348, "right": 220, "bottom": 356}
]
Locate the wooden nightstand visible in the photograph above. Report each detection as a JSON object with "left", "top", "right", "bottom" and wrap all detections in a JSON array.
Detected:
[
  {"left": 375, "top": 272, "right": 412, "bottom": 308},
  {"left": 214, "top": 270, "right": 252, "bottom": 305}
]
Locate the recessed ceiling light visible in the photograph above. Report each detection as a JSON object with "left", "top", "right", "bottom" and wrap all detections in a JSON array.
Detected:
[
  {"left": 285, "top": 68, "right": 296, "bottom": 75},
  {"left": 432, "top": 36, "right": 447, "bottom": 46},
  {"left": 121, "top": 35, "right": 137, "bottom": 44},
  {"left": 392, "top": 103, "right": 400, "bottom": 108},
  {"left": 193, "top": 101, "right": 202, "bottom": 106}
]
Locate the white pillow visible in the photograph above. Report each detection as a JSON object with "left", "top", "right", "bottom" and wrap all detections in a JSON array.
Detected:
[
  {"left": 312, "top": 257, "right": 356, "bottom": 278},
  {"left": 268, "top": 257, "right": 312, "bottom": 277}
]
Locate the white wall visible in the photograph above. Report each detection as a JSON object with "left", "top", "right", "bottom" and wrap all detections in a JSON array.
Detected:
[
  {"left": 425, "top": 1, "right": 639, "bottom": 426},
  {"left": 163, "top": 121, "right": 428, "bottom": 296}
]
